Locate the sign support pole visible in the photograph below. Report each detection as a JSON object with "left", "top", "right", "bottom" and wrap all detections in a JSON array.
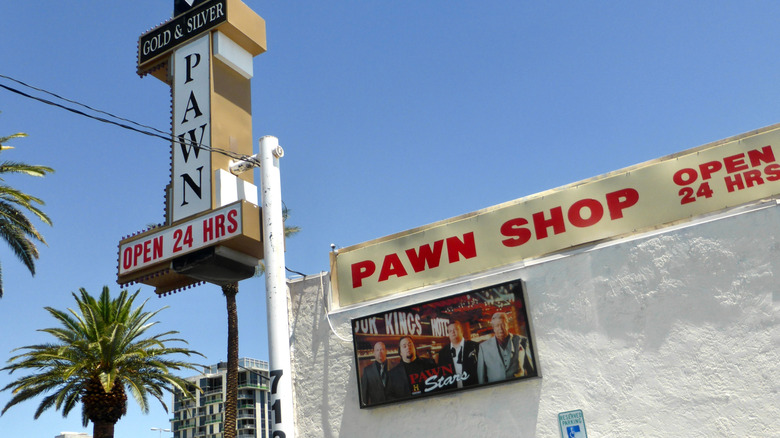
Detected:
[{"left": 259, "top": 135, "right": 295, "bottom": 438}]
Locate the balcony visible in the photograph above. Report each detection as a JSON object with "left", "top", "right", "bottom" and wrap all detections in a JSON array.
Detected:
[
  {"left": 173, "top": 421, "right": 196, "bottom": 431},
  {"left": 203, "top": 416, "right": 222, "bottom": 425},
  {"left": 174, "top": 401, "right": 195, "bottom": 411},
  {"left": 237, "top": 422, "right": 255, "bottom": 431},
  {"left": 201, "top": 387, "right": 223, "bottom": 396},
  {"left": 238, "top": 382, "right": 268, "bottom": 391},
  {"left": 203, "top": 397, "right": 223, "bottom": 405}
]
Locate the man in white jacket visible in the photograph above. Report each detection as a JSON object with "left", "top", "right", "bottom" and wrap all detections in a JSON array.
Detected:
[{"left": 477, "top": 312, "right": 535, "bottom": 384}]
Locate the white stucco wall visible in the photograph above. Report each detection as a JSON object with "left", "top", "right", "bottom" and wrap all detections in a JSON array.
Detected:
[{"left": 287, "top": 201, "right": 779, "bottom": 437}]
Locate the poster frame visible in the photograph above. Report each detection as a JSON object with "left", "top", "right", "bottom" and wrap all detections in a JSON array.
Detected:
[{"left": 351, "top": 278, "right": 539, "bottom": 408}]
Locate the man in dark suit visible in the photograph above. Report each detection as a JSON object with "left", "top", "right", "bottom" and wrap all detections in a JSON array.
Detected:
[
  {"left": 386, "top": 336, "right": 435, "bottom": 400},
  {"left": 437, "top": 320, "right": 479, "bottom": 389},
  {"left": 477, "top": 312, "right": 535, "bottom": 384},
  {"left": 360, "top": 341, "right": 389, "bottom": 406}
]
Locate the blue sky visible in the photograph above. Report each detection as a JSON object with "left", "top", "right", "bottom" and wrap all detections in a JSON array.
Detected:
[{"left": 2, "top": 1, "right": 780, "bottom": 437}]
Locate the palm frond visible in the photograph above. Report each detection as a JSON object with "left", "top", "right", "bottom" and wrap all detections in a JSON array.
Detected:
[
  {"left": 1, "top": 286, "right": 203, "bottom": 429},
  {"left": 0, "top": 132, "right": 52, "bottom": 299},
  {"left": 0, "top": 132, "right": 27, "bottom": 145}
]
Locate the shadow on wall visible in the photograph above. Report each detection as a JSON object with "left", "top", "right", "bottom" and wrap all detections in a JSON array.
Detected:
[
  {"left": 338, "top": 375, "right": 543, "bottom": 437},
  {"left": 289, "top": 274, "right": 355, "bottom": 438}
]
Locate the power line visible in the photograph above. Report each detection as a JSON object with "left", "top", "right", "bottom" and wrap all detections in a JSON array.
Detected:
[
  {"left": 1, "top": 75, "right": 309, "bottom": 273},
  {"left": 0, "top": 82, "right": 170, "bottom": 142},
  {"left": 0, "top": 73, "right": 170, "bottom": 139},
  {"left": 0, "top": 74, "right": 259, "bottom": 166}
]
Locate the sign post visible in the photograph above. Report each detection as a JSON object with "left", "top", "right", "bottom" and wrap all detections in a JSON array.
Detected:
[{"left": 259, "top": 136, "right": 295, "bottom": 438}]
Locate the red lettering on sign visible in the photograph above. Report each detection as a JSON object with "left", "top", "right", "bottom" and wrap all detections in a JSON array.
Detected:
[
  {"left": 378, "top": 253, "right": 408, "bottom": 282},
  {"left": 352, "top": 261, "right": 375, "bottom": 288},
  {"left": 203, "top": 217, "right": 214, "bottom": 242},
  {"left": 133, "top": 243, "right": 143, "bottom": 266},
  {"left": 725, "top": 167, "right": 773, "bottom": 193},
  {"left": 122, "top": 247, "right": 133, "bottom": 270},
  {"left": 500, "top": 188, "right": 639, "bottom": 248},
  {"left": 500, "top": 218, "right": 531, "bottom": 247},
  {"left": 766, "top": 163, "right": 780, "bottom": 181},
  {"left": 350, "top": 232, "right": 479, "bottom": 289},
  {"left": 446, "top": 232, "right": 476, "bottom": 263},
  {"left": 203, "top": 210, "right": 238, "bottom": 243},
  {"left": 153, "top": 236, "right": 163, "bottom": 260},
  {"left": 699, "top": 161, "right": 722, "bottom": 180},
  {"left": 674, "top": 145, "right": 776, "bottom": 187},
  {"left": 673, "top": 168, "right": 698, "bottom": 186},
  {"left": 533, "top": 207, "right": 565, "bottom": 240},
  {"left": 568, "top": 198, "right": 604, "bottom": 228},
  {"left": 143, "top": 239, "right": 153, "bottom": 263},
  {"left": 227, "top": 209, "right": 239, "bottom": 233},
  {"left": 743, "top": 169, "right": 764, "bottom": 188},
  {"left": 173, "top": 226, "right": 193, "bottom": 252},
  {"left": 722, "top": 159, "right": 780, "bottom": 193},
  {"left": 405, "top": 240, "right": 444, "bottom": 273},
  {"left": 606, "top": 188, "right": 639, "bottom": 219},
  {"left": 215, "top": 214, "right": 225, "bottom": 239},
  {"left": 724, "top": 153, "right": 749, "bottom": 173},
  {"left": 725, "top": 173, "right": 744, "bottom": 192},
  {"left": 122, "top": 235, "right": 165, "bottom": 271},
  {"left": 748, "top": 145, "right": 776, "bottom": 167}
]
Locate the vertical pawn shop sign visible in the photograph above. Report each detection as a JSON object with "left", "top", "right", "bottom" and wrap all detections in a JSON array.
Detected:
[
  {"left": 118, "top": 3, "right": 300, "bottom": 437},
  {"left": 118, "top": 0, "right": 266, "bottom": 294}
]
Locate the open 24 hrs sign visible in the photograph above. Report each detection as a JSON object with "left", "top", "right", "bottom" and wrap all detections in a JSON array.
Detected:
[
  {"left": 672, "top": 145, "right": 779, "bottom": 205},
  {"left": 118, "top": 201, "right": 259, "bottom": 278}
]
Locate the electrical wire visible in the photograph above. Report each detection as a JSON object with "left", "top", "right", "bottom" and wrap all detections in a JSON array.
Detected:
[
  {"left": 2, "top": 75, "right": 312, "bottom": 283},
  {"left": 0, "top": 73, "right": 170, "bottom": 138},
  {"left": 286, "top": 267, "right": 307, "bottom": 277},
  {"left": 0, "top": 82, "right": 170, "bottom": 142},
  {"left": 0, "top": 74, "right": 260, "bottom": 166}
]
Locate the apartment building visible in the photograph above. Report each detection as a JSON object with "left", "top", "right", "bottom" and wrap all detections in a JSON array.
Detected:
[{"left": 172, "top": 358, "right": 270, "bottom": 438}]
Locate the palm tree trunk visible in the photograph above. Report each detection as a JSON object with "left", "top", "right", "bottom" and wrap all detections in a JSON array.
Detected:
[
  {"left": 222, "top": 282, "right": 239, "bottom": 438},
  {"left": 92, "top": 421, "right": 114, "bottom": 438}
]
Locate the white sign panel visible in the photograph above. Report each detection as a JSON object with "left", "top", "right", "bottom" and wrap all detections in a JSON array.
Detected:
[
  {"left": 332, "top": 124, "right": 780, "bottom": 308},
  {"left": 558, "top": 410, "right": 588, "bottom": 438},
  {"left": 172, "top": 35, "right": 211, "bottom": 222},
  {"left": 118, "top": 203, "right": 243, "bottom": 275}
]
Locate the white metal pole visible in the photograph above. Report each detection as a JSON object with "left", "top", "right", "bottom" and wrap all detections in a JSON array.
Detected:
[{"left": 259, "top": 136, "right": 295, "bottom": 438}]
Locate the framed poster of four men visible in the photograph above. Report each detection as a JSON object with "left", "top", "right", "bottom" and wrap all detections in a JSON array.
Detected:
[{"left": 352, "top": 278, "right": 538, "bottom": 408}]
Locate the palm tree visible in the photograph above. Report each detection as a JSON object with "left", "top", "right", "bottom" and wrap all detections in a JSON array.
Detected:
[
  {"left": 0, "top": 131, "right": 54, "bottom": 298},
  {"left": 221, "top": 282, "right": 239, "bottom": 438},
  {"left": 221, "top": 207, "right": 299, "bottom": 438},
  {"left": 1, "top": 286, "right": 203, "bottom": 438}
]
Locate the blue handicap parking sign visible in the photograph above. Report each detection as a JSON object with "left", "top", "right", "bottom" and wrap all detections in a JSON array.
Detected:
[{"left": 558, "top": 410, "right": 587, "bottom": 438}]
